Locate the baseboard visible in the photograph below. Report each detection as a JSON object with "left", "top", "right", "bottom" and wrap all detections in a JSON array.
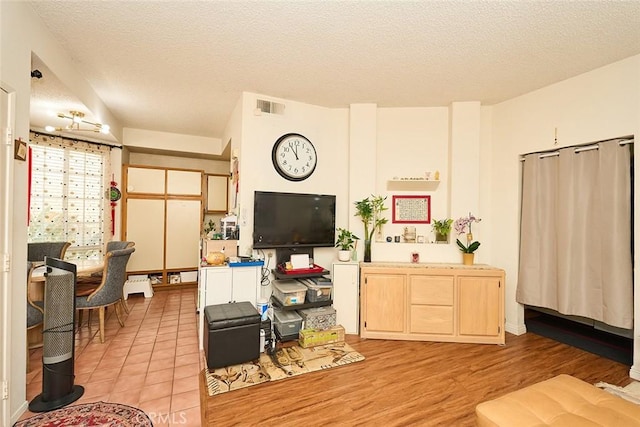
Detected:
[
  {"left": 12, "top": 399, "right": 29, "bottom": 425},
  {"left": 505, "top": 321, "right": 527, "bottom": 336},
  {"left": 629, "top": 365, "right": 640, "bottom": 381}
]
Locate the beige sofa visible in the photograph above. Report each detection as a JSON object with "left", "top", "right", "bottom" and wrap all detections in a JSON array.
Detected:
[{"left": 476, "top": 374, "right": 640, "bottom": 426}]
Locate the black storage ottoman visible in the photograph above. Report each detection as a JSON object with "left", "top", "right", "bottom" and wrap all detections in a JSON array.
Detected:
[{"left": 203, "top": 302, "right": 260, "bottom": 369}]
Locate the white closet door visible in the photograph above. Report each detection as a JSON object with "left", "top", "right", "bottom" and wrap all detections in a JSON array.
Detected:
[
  {"left": 166, "top": 199, "right": 201, "bottom": 269},
  {"left": 125, "top": 198, "right": 165, "bottom": 271}
]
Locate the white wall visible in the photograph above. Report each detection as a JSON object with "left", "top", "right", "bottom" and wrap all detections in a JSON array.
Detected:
[
  {"left": 0, "top": 2, "right": 121, "bottom": 421},
  {"left": 490, "top": 54, "right": 640, "bottom": 372},
  {"left": 128, "top": 152, "right": 229, "bottom": 175},
  {"left": 123, "top": 128, "right": 222, "bottom": 157},
  {"left": 235, "top": 93, "right": 349, "bottom": 297}
]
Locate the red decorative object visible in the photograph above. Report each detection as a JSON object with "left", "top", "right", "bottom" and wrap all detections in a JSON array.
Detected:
[
  {"left": 277, "top": 263, "right": 326, "bottom": 275},
  {"left": 109, "top": 175, "right": 121, "bottom": 236}
]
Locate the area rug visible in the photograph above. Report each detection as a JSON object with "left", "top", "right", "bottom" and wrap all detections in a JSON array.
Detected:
[
  {"left": 14, "top": 401, "right": 153, "bottom": 427},
  {"left": 205, "top": 341, "right": 365, "bottom": 396},
  {"left": 595, "top": 380, "right": 640, "bottom": 405}
]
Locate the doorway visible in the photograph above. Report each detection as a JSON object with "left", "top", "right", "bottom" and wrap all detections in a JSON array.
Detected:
[{"left": 0, "top": 85, "right": 15, "bottom": 427}]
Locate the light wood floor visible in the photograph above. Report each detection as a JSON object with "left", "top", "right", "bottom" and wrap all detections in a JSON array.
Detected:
[{"left": 200, "top": 332, "right": 633, "bottom": 426}]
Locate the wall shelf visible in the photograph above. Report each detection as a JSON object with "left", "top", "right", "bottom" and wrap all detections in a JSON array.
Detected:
[{"left": 387, "top": 179, "right": 440, "bottom": 191}]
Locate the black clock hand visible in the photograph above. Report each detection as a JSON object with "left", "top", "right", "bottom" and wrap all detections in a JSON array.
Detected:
[{"left": 288, "top": 141, "right": 299, "bottom": 160}]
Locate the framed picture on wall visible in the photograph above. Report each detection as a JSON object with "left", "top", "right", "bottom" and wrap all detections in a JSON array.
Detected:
[
  {"left": 392, "top": 195, "right": 431, "bottom": 223},
  {"left": 14, "top": 139, "right": 27, "bottom": 161}
]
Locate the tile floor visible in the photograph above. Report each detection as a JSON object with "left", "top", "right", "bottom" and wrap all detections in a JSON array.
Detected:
[{"left": 22, "top": 288, "right": 204, "bottom": 426}]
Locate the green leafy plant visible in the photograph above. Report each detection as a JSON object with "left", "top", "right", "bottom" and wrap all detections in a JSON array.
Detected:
[
  {"left": 454, "top": 212, "right": 482, "bottom": 253},
  {"left": 355, "top": 195, "right": 388, "bottom": 262},
  {"left": 432, "top": 218, "right": 453, "bottom": 236},
  {"left": 354, "top": 195, "right": 388, "bottom": 243},
  {"left": 335, "top": 228, "right": 360, "bottom": 251}
]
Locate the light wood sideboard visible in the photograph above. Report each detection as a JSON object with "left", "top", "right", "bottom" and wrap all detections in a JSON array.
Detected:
[{"left": 360, "top": 263, "right": 505, "bottom": 345}]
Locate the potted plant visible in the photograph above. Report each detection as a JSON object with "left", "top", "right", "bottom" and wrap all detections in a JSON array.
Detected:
[
  {"left": 203, "top": 219, "right": 216, "bottom": 239},
  {"left": 454, "top": 212, "right": 482, "bottom": 265},
  {"left": 354, "top": 195, "right": 388, "bottom": 262},
  {"left": 335, "top": 228, "right": 359, "bottom": 262},
  {"left": 432, "top": 218, "right": 453, "bottom": 243}
]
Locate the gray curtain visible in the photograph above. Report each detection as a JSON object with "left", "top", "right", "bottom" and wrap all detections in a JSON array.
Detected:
[{"left": 516, "top": 138, "right": 633, "bottom": 329}]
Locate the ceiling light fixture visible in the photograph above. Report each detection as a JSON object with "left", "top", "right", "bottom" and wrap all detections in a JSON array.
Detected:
[{"left": 45, "top": 110, "right": 110, "bottom": 135}]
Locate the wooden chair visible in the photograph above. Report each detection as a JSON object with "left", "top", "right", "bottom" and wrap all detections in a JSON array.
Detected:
[{"left": 75, "top": 247, "right": 135, "bottom": 343}]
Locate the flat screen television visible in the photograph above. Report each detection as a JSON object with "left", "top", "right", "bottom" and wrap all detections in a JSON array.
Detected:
[{"left": 253, "top": 191, "right": 336, "bottom": 249}]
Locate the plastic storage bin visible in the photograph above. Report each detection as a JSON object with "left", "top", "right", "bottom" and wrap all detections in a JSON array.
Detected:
[
  {"left": 273, "top": 308, "right": 303, "bottom": 337},
  {"left": 272, "top": 280, "right": 307, "bottom": 306},
  {"left": 299, "top": 278, "right": 333, "bottom": 302}
]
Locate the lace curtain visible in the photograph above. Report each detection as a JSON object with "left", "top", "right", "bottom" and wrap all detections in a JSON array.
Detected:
[{"left": 28, "top": 132, "right": 112, "bottom": 260}]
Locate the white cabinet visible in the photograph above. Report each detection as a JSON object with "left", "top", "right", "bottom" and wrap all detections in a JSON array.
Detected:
[
  {"left": 198, "top": 265, "right": 262, "bottom": 349},
  {"left": 206, "top": 174, "right": 229, "bottom": 213},
  {"left": 331, "top": 262, "right": 360, "bottom": 334}
]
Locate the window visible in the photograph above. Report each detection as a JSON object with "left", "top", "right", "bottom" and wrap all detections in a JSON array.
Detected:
[{"left": 28, "top": 132, "right": 111, "bottom": 260}]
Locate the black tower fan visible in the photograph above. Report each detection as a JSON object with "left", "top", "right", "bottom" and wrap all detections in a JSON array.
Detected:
[{"left": 29, "top": 257, "right": 84, "bottom": 412}]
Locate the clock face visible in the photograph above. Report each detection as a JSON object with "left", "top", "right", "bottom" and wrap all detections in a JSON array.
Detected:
[{"left": 271, "top": 133, "right": 317, "bottom": 181}]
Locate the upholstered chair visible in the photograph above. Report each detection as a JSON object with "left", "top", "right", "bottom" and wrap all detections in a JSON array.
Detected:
[
  {"left": 27, "top": 241, "right": 71, "bottom": 263},
  {"left": 75, "top": 246, "right": 135, "bottom": 343},
  {"left": 76, "top": 241, "right": 135, "bottom": 313},
  {"left": 26, "top": 264, "right": 44, "bottom": 372}
]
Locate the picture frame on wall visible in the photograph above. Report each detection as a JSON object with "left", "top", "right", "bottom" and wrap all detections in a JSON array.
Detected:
[
  {"left": 14, "top": 139, "right": 27, "bottom": 161},
  {"left": 392, "top": 195, "right": 431, "bottom": 224}
]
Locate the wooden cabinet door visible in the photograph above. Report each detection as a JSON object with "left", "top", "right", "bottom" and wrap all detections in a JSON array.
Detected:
[
  {"left": 125, "top": 198, "right": 164, "bottom": 272},
  {"left": 362, "top": 273, "right": 405, "bottom": 334},
  {"left": 458, "top": 276, "right": 502, "bottom": 337},
  {"left": 166, "top": 199, "right": 201, "bottom": 269}
]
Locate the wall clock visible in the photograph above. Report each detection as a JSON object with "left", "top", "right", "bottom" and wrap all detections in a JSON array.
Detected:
[{"left": 271, "top": 133, "right": 317, "bottom": 181}]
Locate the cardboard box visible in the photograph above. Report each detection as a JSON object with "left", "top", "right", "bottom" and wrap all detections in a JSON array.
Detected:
[{"left": 298, "top": 325, "right": 345, "bottom": 348}]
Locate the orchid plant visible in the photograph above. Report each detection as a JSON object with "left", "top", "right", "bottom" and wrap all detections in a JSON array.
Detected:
[{"left": 454, "top": 212, "right": 482, "bottom": 253}]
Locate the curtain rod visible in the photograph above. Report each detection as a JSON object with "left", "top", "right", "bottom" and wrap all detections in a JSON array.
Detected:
[
  {"left": 30, "top": 130, "right": 122, "bottom": 150},
  {"left": 520, "top": 136, "right": 634, "bottom": 161}
]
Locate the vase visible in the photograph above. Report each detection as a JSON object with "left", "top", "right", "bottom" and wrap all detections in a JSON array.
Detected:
[
  {"left": 462, "top": 253, "right": 474, "bottom": 265},
  {"left": 435, "top": 232, "right": 448, "bottom": 243},
  {"left": 338, "top": 250, "right": 351, "bottom": 262},
  {"left": 364, "top": 239, "right": 372, "bottom": 262}
]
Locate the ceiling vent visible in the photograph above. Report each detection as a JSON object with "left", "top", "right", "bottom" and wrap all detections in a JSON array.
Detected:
[{"left": 256, "top": 99, "right": 285, "bottom": 115}]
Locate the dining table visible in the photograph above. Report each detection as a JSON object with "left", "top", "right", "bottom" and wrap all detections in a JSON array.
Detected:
[{"left": 29, "top": 258, "right": 105, "bottom": 283}]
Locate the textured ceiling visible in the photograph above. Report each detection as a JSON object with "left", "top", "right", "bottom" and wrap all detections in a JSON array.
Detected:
[{"left": 27, "top": 1, "right": 640, "bottom": 146}]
